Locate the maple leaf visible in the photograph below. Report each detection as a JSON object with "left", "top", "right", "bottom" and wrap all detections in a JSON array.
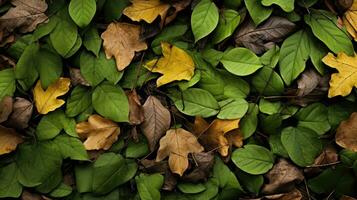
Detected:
[
  {"left": 101, "top": 22, "right": 148, "bottom": 71},
  {"left": 76, "top": 114, "right": 120, "bottom": 150},
  {"left": 322, "top": 52, "right": 357, "bottom": 97},
  {"left": 335, "top": 112, "right": 357, "bottom": 152},
  {"left": 156, "top": 128, "right": 204, "bottom": 176},
  {"left": 123, "top": 0, "right": 170, "bottom": 24},
  {"left": 33, "top": 77, "right": 70, "bottom": 114},
  {"left": 343, "top": 0, "right": 357, "bottom": 41},
  {"left": 0, "top": 125, "right": 23, "bottom": 155},
  {"left": 144, "top": 42, "right": 195, "bottom": 87}
]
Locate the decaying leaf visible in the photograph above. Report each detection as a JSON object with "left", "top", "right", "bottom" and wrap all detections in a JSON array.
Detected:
[
  {"left": 7, "top": 97, "right": 33, "bottom": 129},
  {"left": 262, "top": 159, "right": 304, "bottom": 194},
  {"left": 182, "top": 152, "right": 215, "bottom": 182},
  {"left": 164, "top": 0, "right": 191, "bottom": 25},
  {"left": 101, "top": 22, "right": 148, "bottom": 71},
  {"left": 156, "top": 128, "right": 204, "bottom": 176},
  {"left": 322, "top": 52, "right": 357, "bottom": 97},
  {"left": 335, "top": 112, "right": 357, "bottom": 152},
  {"left": 0, "top": 125, "right": 23, "bottom": 155},
  {"left": 297, "top": 69, "right": 327, "bottom": 97},
  {"left": 21, "top": 190, "right": 51, "bottom": 200},
  {"left": 340, "top": 195, "right": 357, "bottom": 200},
  {"left": 69, "top": 68, "right": 90, "bottom": 87},
  {"left": 235, "top": 17, "right": 295, "bottom": 54},
  {"left": 311, "top": 145, "right": 339, "bottom": 167},
  {"left": 141, "top": 96, "right": 171, "bottom": 151},
  {"left": 76, "top": 114, "right": 120, "bottom": 150},
  {"left": 0, "top": 55, "right": 16, "bottom": 69},
  {"left": 126, "top": 90, "right": 144, "bottom": 125},
  {"left": 144, "top": 42, "right": 195, "bottom": 87},
  {"left": 264, "top": 188, "right": 303, "bottom": 200},
  {"left": 0, "top": 96, "right": 13, "bottom": 123},
  {"left": 123, "top": 0, "right": 170, "bottom": 24},
  {"left": 33, "top": 77, "right": 71, "bottom": 114},
  {"left": 343, "top": 0, "right": 357, "bottom": 41}
]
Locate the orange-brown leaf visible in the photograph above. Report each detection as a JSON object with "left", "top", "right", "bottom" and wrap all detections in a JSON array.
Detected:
[
  {"left": 336, "top": 112, "right": 357, "bottom": 152},
  {"left": 0, "top": 125, "right": 23, "bottom": 155}
]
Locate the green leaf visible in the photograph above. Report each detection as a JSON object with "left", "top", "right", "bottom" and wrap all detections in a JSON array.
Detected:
[
  {"left": 64, "top": 34, "right": 82, "bottom": 58},
  {"left": 201, "top": 48, "right": 224, "bottom": 67},
  {"left": 232, "top": 144, "right": 275, "bottom": 175},
  {"left": 92, "top": 82, "right": 129, "bottom": 122},
  {"left": 261, "top": 0, "right": 295, "bottom": 12},
  {"left": 151, "top": 24, "right": 188, "bottom": 55},
  {"left": 168, "top": 88, "right": 220, "bottom": 118},
  {"left": 212, "top": 9, "right": 241, "bottom": 44},
  {"left": 15, "top": 43, "right": 39, "bottom": 90},
  {"left": 244, "top": 0, "right": 272, "bottom": 25},
  {"left": 119, "top": 62, "right": 158, "bottom": 89},
  {"left": 240, "top": 103, "right": 259, "bottom": 139},
  {"left": 103, "top": 0, "right": 130, "bottom": 22},
  {"left": 53, "top": 134, "right": 89, "bottom": 161},
  {"left": 281, "top": 126, "right": 323, "bottom": 166},
  {"left": 308, "top": 31, "right": 328, "bottom": 74},
  {"left": 217, "top": 98, "right": 248, "bottom": 119},
  {"left": 304, "top": 10, "right": 354, "bottom": 55},
  {"left": 0, "top": 69, "right": 16, "bottom": 100},
  {"left": 236, "top": 171, "right": 263, "bottom": 195},
  {"left": 220, "top": 48, "right": 263, "bottom": 76},
  {"left": 177, "top": 183, "right": 206, "bottom": 194},
  {"left": 83, "top": 26, "right": 102, "bottom": 57},
  {"left": 190, "top": 179, "right": 219, "bottom": 200},
  {"left": 66, "top": 86, "right": 92, "bottom": 117},
  {"left": 252, "top": 67, "right": 285, "bottom": 96},
  {"left": 33, "top": 16, "right": 59, "bottom": 40},
  {"left": 279, "top": 30, "right": 310, "bottom": 85},
  {"left": 191, "top": 0, "right": 219, "bottom": 42},
  {"left": 269, "top": 133, "right": 289, "bottom": 157},
  {"left": 69, "top": 0, "right": 96, "bottom": 28},
  {"left": 75, "top": 164, "right": 93, "bottom": 193},
  {"left": 0, "top": 163, "right": 22, "bottom": 198},
  {"left": 49, "top": 183, "right": 73, "bottom": 198},
  {"left": 295, "top": 103, "right": 331, "bottom": 135},
  {"left": 125, "top": 137, "right": 149, "bottom": 158},
  {"left": 37, "top": 49, "right": 63, "bottom": 89},
  {"left": 135, "top": 173, "right": 164, "bottom": 200}
]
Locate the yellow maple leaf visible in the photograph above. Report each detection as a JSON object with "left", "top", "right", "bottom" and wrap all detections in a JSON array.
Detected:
[
  {"left": 123, "top": 0, "right": 170, "bottom": 24},
  {"left": 322, "top": 52, "right": 357, "bottom": 98},
  {"left": 76, "top": 114, "right": 120, "bottom": 150},
  {"left": 0, "top": 125, "right": 23, "bottom": 155},
  {"left": 101, "top": 22, "right": 148, "bottom": 71},
  {"left": 144, "top": 42, "right": 195, "bottom": 87},
  {"left": 156, "top": 128, "right": 204, "bottom": 176},
  {"left": 33, "top": 77, "right": 70, "bottom": 114},
  {"left": 344, "top": 0, "right": 357, "bottom": 41}
]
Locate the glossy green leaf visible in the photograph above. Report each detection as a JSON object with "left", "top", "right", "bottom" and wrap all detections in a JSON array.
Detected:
[
  {"left": 244, "top": 0, "right": 272, "bottom": 25},
  {"left": 218, "top": 98, "right": 248, "bottom": 119},
  {"left": 240, "top": 103, "right": 259, "bottom": 139},
  {"left": 69, "top": 0, "right": 96, "bottom": 28},
  {"left": 295, "top": 103, "right": 331, "bottom": 135},
  {"left": 212, "top": 9, "right": 240, "bottom": 44}
]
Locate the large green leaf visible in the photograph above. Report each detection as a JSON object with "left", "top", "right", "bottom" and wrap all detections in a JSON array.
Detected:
[
  {"left": 53, "top": 134, "right": 89, "bottom": 161},
  {"left": 135, "top": 173, "right": 164, "bottom": 200},
  {"left": 244, "top": 0, "right": 272, "bottom": 25},
  {"left": 66, "top": 86, "right": 92, "bottom": 117},
  {"left": 37, "top": 49, "right": 63, "bottom": 89},
  {"left": 295, "top": 103, "right": 331, "bottom": 135},
  {"left": 217, "top": 98, "right": 248, "bottom": 119},
  {"left": 261, "top": 0, "right": 295, "bottom": 12},
  {"left": 0, "top": 163, "right": 22, "bottom": 198},
  {"left": 212, "top": 9, "right": 240, "bottom": 44},
  {"left": 252, "top": 67, "right": 284, "bottom": 95},
  {"left": 69, "top": 0, "right": 96, "bottom": 28},
  {"left": 0, "top": 69, "right": 16, "bottom": 100}
]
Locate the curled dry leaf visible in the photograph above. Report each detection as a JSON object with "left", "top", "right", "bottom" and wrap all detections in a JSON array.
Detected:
[
  {"left": 69, "top": 68, "right": 90, "bottom": 86},
  {"left": 297, "top": 69, "right": 328, "bottom": 97},
  {"left": 123, "top": 0, "right": 170, "bottom": 24},
  {"left": 76, "top": 114, "right": 120, "bottom": 150},
  {"left": 0, "top": 125, "right": 23, "bottom": 155},
  {"left": 101, "top": 22, "right": 148, "bottom": 71},
  {"left": 0, "top": 96, "right": 13, "bottom": 123},
  {"left": 182, "top": 152, "right": 215, "bottom": 182},
  {"left": 235, "top": 17, "right": 295, "bottom": 54},
  {"left": 144, "top": 42, "right": 195, "bottom": 87},
  {"left": 33, "top": 77, "right": 71, "bottom": 115},
  {"left": 126, "top": 90, "right": 144, "bottom": 125},
  {"left": 336, "top": 112, "right": 357, "bottom": 152},
  {"left": 141, "top": 96, "right": 171, "bottom": 151},
  {"left": 343, "top": 0, "right": 357, "bottom": 41},
  {"left": 311, "top": 145, "right": 339, "bottom": 167},
  {"left": 262, "top": 159, "right": 304, "bottom": 194},
  {"left": 7, "top": 97, "right": 33, "bottom": 129},
  {"left": 156, "top": 128, "right": 204, "bottom": 176}
]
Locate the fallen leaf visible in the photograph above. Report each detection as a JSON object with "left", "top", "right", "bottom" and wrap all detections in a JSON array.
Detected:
[
  {"left": 0, "top": 96, "right": 13, "bottom": 123},
  {"left": 235, "top": 17, "right": 295, "bottom": 54},
  {"left": 7, "top": 97, "right": 33, "bottom": 129},
  {"left": 144, "top": 42, "right": 195, "bottom": 87},
  {"left": 33, "top": 77, "right": 71, "bottom": 114},
  {"left": 0, "top": 54, "right": 16, "bottom": 69},
  {"left": 21, "top": 190, "right": 51, "bottom": 200},
  {"left": 335, "top": 112, "right": 357, "bottom": 152},
  {"left": 69, "top": 68, "right": 90, "bottom": 86},
  {"left": 226, "top": 129, "right": 244, "bottom": 149},
  {"left": 0, "top": 125, "right": 23, "bottom": 155},
  {"left": 265, "top": 188, "right": 303, "bottom": 200},
  {"left": 164, "top": 0, "right": 191, "bottom": 25},
  {"left": 101, "top": 22, "right": 148, "bottom": 71},
  {"left": 126, "top": 90, "right": 144, "bottom": 125},
  {"left": 76, "top": 114, "right": 120, "bottom": 150},
  {"left": 141, "top": 96, "right": 171, "bottom": 151},
  {"left": 297, "top": 69, "right": 326, "bottom": 97},
  {"left": 262, "top": 159, "right": 304, "bottom": 194},
  {"left": 322, "top": 52, "right": 357, "bottom": 97},
  {"left": 311, "top": 145, "right": 339, "bottom": 167},
  {"left": 156, "top": 128, "right": 204, "bottom": 176},
  {"left": 182, "top": 152, "right": 215, "bottom": 182},
  {"left": 343, "top": 0, "right": 357, "bottom": 41},
  {"left": 123, "top": 0, "right": 170, "bottom": 24},
  {"left": 340, "top": 195, "right": 357, "bottom": 200}
]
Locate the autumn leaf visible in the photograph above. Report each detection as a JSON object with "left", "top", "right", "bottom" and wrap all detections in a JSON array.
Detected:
[
  {"left": 33, "top": 77, "right": 70, "bottom": 114},
  {"left": 0, "top": 96, "right": 12, "bottom": 123},
  {"left": 144, "top": 42, "right": 195, "bottom": 87},
  {"left": 123, "top": 0, "right": 170, "bottom": 24},
  {"left": 335, "top": 112, "right": 357, "bottom": 152},
  {"left": 322, "top": 52, "right": 357, "bottom": 97},
  {"left": 126, "top": 90, "right": 144, "bottom": 125},
  {"left": 0, "top": 125, "right": 23, "bottom": 155},
  {"left": 7, "top": 97, "right": 33, "bottom": 129},
  {"left": 76, "top": 114, "right": 120, "bottom": 150},
  {"left": 343, "top": 0, "right": 357, "bottom": 41},
  {"left": 101, "top": 22, "right": 148, "bottom": 71},
  {"left": 156, "top": 128, "right": 204, "bottom": 176}
]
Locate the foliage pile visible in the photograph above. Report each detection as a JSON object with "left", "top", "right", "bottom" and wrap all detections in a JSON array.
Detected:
[{"left": 1, "top": 0, "right": 357, "bottom": 199}]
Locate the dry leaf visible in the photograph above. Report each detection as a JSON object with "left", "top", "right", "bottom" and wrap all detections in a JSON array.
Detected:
[
  {"left": 7, "top": 97, "right": 33, "bottom": 129},
  {"left": 0, "top": 125, "right": 23, "bottom": 155},
  {"left": 144, "top": 42, "right": 195, "bottom": 87},
  {"left": 226, "top": 129, "right": 244, "bottom": 149},
  {"left": 126, "top": 90, "right": 144, "bottom": 125},
  {"left": 76, "top": 114, "right": 120, "bottom": 150},
  {"left": 141, "top": 96, "right": 171, "bottom": 151},
  {"left": 322, "top": 52, "right": 357, "bottom": 97},
  {"left": 164, "top": 0, "right": 191, "bottom": 25},
  {"left": 262, "top": 159, "right": 304, "bottom": 194},
  {"left": 33, "top": 77, "right": 71, "bottom": 114},
  {"left": 297, "top": 69, "right": 326, "bottom": 97},
  {"left": 0, "top": 96, "right": 13, "bottom": 123},
  {"left": 123, "top": 0, "right": 170, "bottom": 24},
  {"left": 336, "top": 112, "right": 357, "bottom": 152},
  {"left": 264, "top": 188, "right": 303, "bottom": 200},
  {"left": 311, "top": 145, "right": 339, "bottom": 167},
  {"left": 0, "top": 54, "right": 16, "bottom": 69},
  {"left": 343, "top": 0, "right": 357, "bottom": 41},
  {"left": 156, "top": 128, "right": 204, "bottom": 176},
  {"left": 21, "top": 190, "right": 51, "bottom": 200},
  {"left": 69, "top": 68, "right": 90, "bottom": 86},
  {"left": 101, "top": 22, "right": 148, "bottom": 71},
  {"left": 183, "top": 152, "right": 215, "bottom": 182},
  {"left": 340, "top": 195, "right": 357, "bottom": 200}
]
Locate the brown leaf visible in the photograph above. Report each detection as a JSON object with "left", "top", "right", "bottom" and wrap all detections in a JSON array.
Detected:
[
  {"left": 226, "top": 129, "right": 244, "bottom": 149},
  {"left": 0, "top": 96, "right": 13, "bottom": 123},
  {"left": 262, "top": 159, "right": 304, "bottom": 194},
  {"left": 69, "top": 68, "right": 90, "bottom": 86},
  {"left": 126, "top": 90, "right": 144, "bottom": 125},
  {"left": 235, "top": 17, "right": 295, "bottom": 54},
  {"left": 163, "top": 0, "right": 191, "bottom": 25},
  {"left": 0, "top": 125, "right": 23, "bottom": 155},
  {"left": 297, "top": 69, "right": 329, "bottom": 97},
  {"left": 7, "top": 97, "right": 33, "bottom": 129},
  {"left": 0, "top": 54, "right": 16, "bottom": 69},
  {"left": 340, "top": 195, "right": 357, "bottom": 200},
  {"left": 141, "top": 96, "right": 171, "bottom": 151},
  {"left": 156, "top": 128, "right": 204, "bottom": 176},
  {"left": 336, "top": 112, "right": 357, "bottom": 152},
  {"left": 182, "top": 152, "right": 215, "bottom": 182},
  {"left": 21, "top": 190, "right": 51, "bottom": 200},
  {"left": 101, "top": 22, "right": 148, "bottom": 71},
  {"left": 312, "top": 145, "right": 339, "bottom": 167},
  {"left": 264, "top": 188, "right": 303, "bottom": 200},
  {"left": 76, "top": 114, "right": 120, "bottom": 150}
]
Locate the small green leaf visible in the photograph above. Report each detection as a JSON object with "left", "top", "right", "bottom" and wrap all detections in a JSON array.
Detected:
[
  {"left": 49, "top": 183, "right": 72, "bottom": 198},
  {"left": 83, "top": 26, "right": 102, "bottom": 57},
  {"left": 261, "top": 0, "right": 295, "bottom": 12},
  {"left": 218, "top": 98, "right": 248, "bottom": 119},
  {"left": 37, "top": 49, "right": 63, "bottom": 89},
  {"left": 15, "top": 43, "right": 39, "bottom": 90},
  {"left": 0, "top": 163, "right": 22, "bottom": 198},
  {"left": 136, "top": 173, "right": 164, "bottom": 200},
  {"left": 244, "top": 0, "right": 272, "bottom": 25},
  {"left": 69, "top": 0, "right": 96, "bottom": 28},
  {"left": 53, "top": 134, "right": 89, "bottom": 161},
  {"left": 177, "top": 183, "right": 206, "bottom": 194},
  {"left": 212, "top": 9, "right": 241, "bottom": 44},
  {"left": 240, "top": 103, "right": 259, "bottom": 139},
  {"left": 66, "top": 86, "right": 92, "bottom": 117},
  {"left": 252, "top": 67, "right": 284, "bottom": 96},
  {"left": 151, "top": 24, "right": 188, "bottom": 55},
  {"left": 0, "top": 69, "right": 16, "bottom": 100},
  {"left": 295, "top": 103, "right": 331, "bottom": 135}
]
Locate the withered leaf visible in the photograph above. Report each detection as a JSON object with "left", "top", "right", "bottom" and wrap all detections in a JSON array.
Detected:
[
  {"left": 297, "top": 69, "right": 328, "bottom": 97},
  {"left": 0, "top": 125, "right": 23, "bottom": 155},
  {"left": 7, "top": 97, "right": 33, "bottom": 129},
  {"left": 69, "top": 68, "right": 90, "bottom": 87},
  {"left": 0, "top": 96, "right": 13, "bottom": 123},
  {"left": 336, "top": 112, "right": 357, "bottom": 152},
  {"left": 264, "top": 188, "right": 303, "bottom": 200},
  {"left": 21, "top": 190, "right": 51, "bottom": 200},
  {"left": 126, "top": 90, "right": 144, "bottom": 125},
  {"left": 182, "top": 152, "right": 214, "bottom": 182}
]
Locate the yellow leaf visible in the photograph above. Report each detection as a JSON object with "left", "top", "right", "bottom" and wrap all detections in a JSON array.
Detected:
[
  {"left": 343, "top": 0, "right": 357, "bottom": 41},
  {"left": 0, "top": 125, "right": 23, "bottom": 155},
  {"left": 76, "top": 114, "right": 120, "bottom": 150},
  {"left": 156, "top": 128, "right": 204, "bottom": 176},
  {"left": 123, "top": 0, "right": 170, "bottom": 24},
  {"left": 144, "top": 42, "right": 195, "bottom": 87},
  {"left": 322, "top": 52, "right": 357, "bottom": 98},
  {"left": 101, "top": 22, "right": 148, "bottom": 71},
  {"left": 33, "top": 77, "right": 70, "bottom": 114}
]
